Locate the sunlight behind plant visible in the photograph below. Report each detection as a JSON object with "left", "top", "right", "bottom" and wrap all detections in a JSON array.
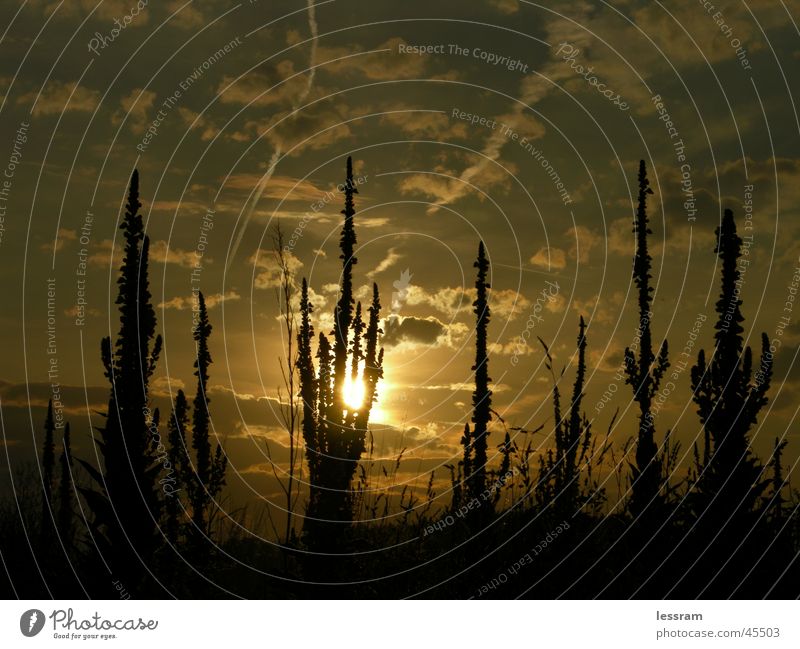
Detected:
[{"left": 343, "top": 360, "right": 366, "bottom": 411}]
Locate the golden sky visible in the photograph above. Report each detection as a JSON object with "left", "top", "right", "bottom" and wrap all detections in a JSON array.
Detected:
[{"left": 1, "top": 0, "right": 799, "bottom": 516}]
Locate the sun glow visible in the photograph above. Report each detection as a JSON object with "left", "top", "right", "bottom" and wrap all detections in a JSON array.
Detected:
[
  {"left": 342, "top": 360, "right": 390, "bottom": 423},
  {"left": 343, "top": 367, "right": 366, "bottom": 411}
]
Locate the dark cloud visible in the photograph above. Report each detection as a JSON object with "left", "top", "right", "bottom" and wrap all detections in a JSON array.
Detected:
[
  {"left": 770, "top": 344, "right": 800, "bottom": 385},
  {"left": 382, "top": 315, "right": 446, "bottom": 347},
  {"left": 0, "top": 380, "right": 107, "bottom": 411}
]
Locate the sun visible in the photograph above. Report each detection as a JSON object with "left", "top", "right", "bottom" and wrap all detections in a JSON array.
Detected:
[
  {"left": 343, "top": 370, "right": 366, "bottom": 411},
  {"left": 342, "top": 359, "right": 390, "bottom": 422}
]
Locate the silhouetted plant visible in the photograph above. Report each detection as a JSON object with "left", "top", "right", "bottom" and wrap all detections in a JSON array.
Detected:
[
  {"left": 535, "top": 318, "right": 594, "bottom": 514},
  {"left": 297, "top": 157, "right": 384, "bottom": 545},
  {"left": 332, "top": 158, "right": 359, "bottom": 401},
  {"left": 624, "top": 160, "right": 669, "bottom": 520},
  {"left": 690, "top": 209, "right": 772, "bottom": 525},
  {"left": 269, "top": 224, "right": 302, "bottom": 544},
  {"left": 57, "top": 422, "right": 73, "bottom": 543},
  {"left": 488, "top": 410, "right": 515, "bottom": 508},
  {"left": 657, "top": 428, "right": 682, "bottom": 503},
  {"left": 464, "top": 241, "right": 492, "bottom": 506},
  {"left": 766, "top": 437, "right": 789, "bottom": 525},
  {"left": 454, "top": 423, "right": 471, "bottom": 511},
  {"left": 511, "top": 433, "right": 537, "bottom": 508},
  {"left": 40, "top": 399, "right": 56, "bottom": 540},
  {"left": 78, "top": 169, "right": 163, "bottom": 592},
  {"left": 447, "top": 458, "right": 461, "bottom": 513},
  {"left": 190, "top": 291, "right": 227, "bottom": 539},
  {"left": 762, "top": 436, "right": 794, "bottom": 579},
  {"left": 687, "top": 210, "right": 772, "bottom": 597},
  {"left": 165, "top": 389, "right": 190, "bottom": 545},
  {"left": 11, "top": 159, "right": 800, "bottom": 600},
  {"left": 351, "top": 431, "right": 378, "bottom": 522},
  {"left": 298, "top": 278, "right": 318, "bottom": 502},
  {"left": 355, "top": 282, "right": 385, "bottom": 435}
]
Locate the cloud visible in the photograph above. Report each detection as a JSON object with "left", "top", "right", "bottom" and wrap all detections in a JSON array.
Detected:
[
  {"left": 41, "top": 228, "right": 77, "bottom": 252},
  {"left": 490, "top": 0, "right": 520, "bottom": 13},
  {"left": 714, "top": 157, "right": 800, "bottom": 210},
  {"left": 572, "top": 292, "right": 625, "bottom": 325},
  {"left": 530, "top": 246, "right": 567, "bottom": 270},
  {"left": 316, "top": 37, "right": 430, "bottom": 81},
  {"left": 382, "top": 314, "right": 467, "bottom": 349},
  {"left": 381, "top": 109, "right": 468, "bottom": 139},
  {"left": 489, "top": 339, "right": 533, "bottom": 356},
  {"left": 394, "top": 381, "right": 510, "bottom": 394},
  {"left": 396, "top": 155, "right": 519, "bottom": 209},
  {"left": 530, "top": 1, "right": 787, "bottom": 120},
  {"left": 223, "top": 174, "right": 328, "bottom": 202},
  {"left": 629, "top": 1, "right": 775, "bottom": 71},
  {"left": 88, "top": 237, "right": 208, "bottom": 268},
  {"left": 391, "top": 6, "right": 589, "bottom": 214},
  {"left": 64, "top": 304, "right": 101, "bottom": 319},
  {"left": 88, "top": 239, "right": 116, "bottom": 268},
  {"left": 166, "top": 0, "right": 205, "bottom": 29},
  {"left": 396, "top": 173, "right": 455, "bottom": 204},
  {"left": 405, "top": 285, "right": 471, "bottom": 317},
  {"left": 566, "top": 225, "right": 601, "bottom": 264},
  {"left": 607, "top": 218, "right": 633, "bottom": 257},
  {"left": 402, "top": 284, "right": 529, "bottom": 320},
  {"left": 149, "top": 239, "right": 203, "bottom": 268},
  {"left": 396, "top": 149, "right": 523, "bottom": 212},
  {"left": 206, "top": 384, "right": 263, "bottom": 401},
  {"left": 0, "top": 379, "right": 106, "bottom": 411},
  {"left": 113, "top": 88, "right": 157, "bottom": 134},
  {"left": 497, "top": 111, "right": 547, "bottom": 141},
  {"left": 490, "top": 288, "right": 532, "bottom": 320},
  {"left": 176, "top": 107, "right": 219, "bottom": 141},
  {"left": 235, "top": 104, "right": 355, "bottom": 154},
  {"left": 149, "top": 199, "right": 208, "bottom": 213},
  {"left": 285, "top": 30, "right": 303, "bottom": 46},
  {"left": 18, "top": 81, "right": 99, "bottom": 116},
  {"left": 772, "top": 343, "right": 800, "bottom": 385},
  {"left": 218, "top": 36, "right": 438, "bottom": 152},
  {"left": 367, "top": 248, "right": 402, "bottom": 278},
  {"left": 607, "top": 204, "right": 715, "bottom": 261},
  {"left": 158, "top": 290, "right": 241, "bottom": 311},
  {"left": 250, "top": 248, "right": 303, "bottom": 290},
  {"left": 217, "top": 61, "right": 310, "bottom": 108},
  {"left": 231, "top": 423, "right": 291, "bottom": 447},
  {"left": 383, "top": 315, "right": 444, "bottom": 346},
  {"left": 589, "top": 341, "right": 626, "bottom": 374},
  {"left": 33, "top": 0, "right": 150, "bottom": 23},
  {"left": 150, "top": 375, "right": 187, "bottom": 398}
]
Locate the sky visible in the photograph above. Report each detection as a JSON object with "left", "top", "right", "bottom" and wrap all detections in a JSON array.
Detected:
[{"left": 1, "top": 0, "right": 799, "bottom": 526}]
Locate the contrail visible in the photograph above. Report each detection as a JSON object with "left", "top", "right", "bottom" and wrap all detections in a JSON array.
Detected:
[
  {"left": 228, "top": 146, "right": 282, "bottom": 265},
  {"left": 228, "top": 0, "right": 318, "bottom": 265},
  {"left": 303, "top": 0, "right": 318, "bottom": 93}
]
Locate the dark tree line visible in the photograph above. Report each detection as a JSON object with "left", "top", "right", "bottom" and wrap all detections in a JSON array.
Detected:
[
  {"left": 77, "top": 168, "right": 164, "bottom": 593},
  {"left": 10, "top": 159, "right": 799, "bottom": 599},
  {"left": 683, "top": 207, "right": 776, "bottom": 595},
  {"left": 441, "top": 160, "right": 796, "bottom": 597},
  {"left": 38, "top": 400, "right": 74, "bottom": 548},
  {"left": 32, "top": 170, "right": 231, "bottom": 596}
]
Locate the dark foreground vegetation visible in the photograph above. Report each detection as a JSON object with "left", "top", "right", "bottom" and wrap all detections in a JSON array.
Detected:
[{"left": 1, "top": 159, "right": 798, "bottom": 599}]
